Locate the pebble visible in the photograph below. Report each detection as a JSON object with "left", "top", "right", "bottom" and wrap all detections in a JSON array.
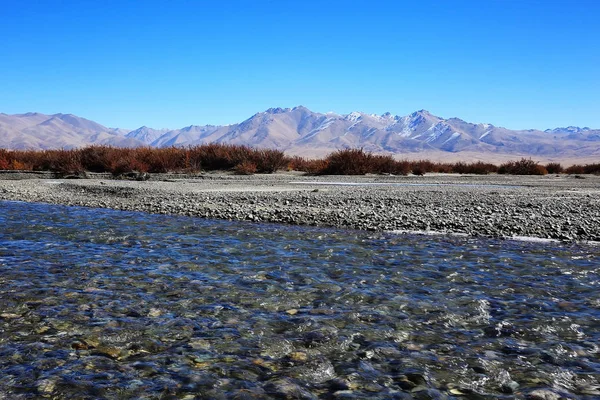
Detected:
[
  {"left": 527, "top": 389, "right": 562, "bottom": 400},
  {"left": 263, "top": 378, "right": 318, "bottom": 400}
]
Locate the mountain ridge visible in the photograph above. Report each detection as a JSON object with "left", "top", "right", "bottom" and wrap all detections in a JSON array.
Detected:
[{"left": 1, "top": 108, "right": 599, "bottom": 162}]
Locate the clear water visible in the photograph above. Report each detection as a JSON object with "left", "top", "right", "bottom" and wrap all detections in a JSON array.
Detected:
[{"left": 0, "top": 201, "right": 599, "bottom": 399}]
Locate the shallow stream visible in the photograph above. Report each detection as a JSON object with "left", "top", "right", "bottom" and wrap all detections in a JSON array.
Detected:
[{"left": 0, "top": 201, "right": 598, "bottom": 399}]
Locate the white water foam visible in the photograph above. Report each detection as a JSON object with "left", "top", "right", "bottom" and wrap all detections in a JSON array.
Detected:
[{"left": 388, "top": 229, "right": 600, "bottom": 246}]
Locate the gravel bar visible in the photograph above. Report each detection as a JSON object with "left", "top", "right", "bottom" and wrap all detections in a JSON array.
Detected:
[{"left": 1, "top": 172, "right": 599, "bottom": 242}]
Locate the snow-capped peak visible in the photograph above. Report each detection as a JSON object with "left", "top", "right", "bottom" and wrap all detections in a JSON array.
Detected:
[{"left": 345, "top": 111, "right": 363, "bottom": 122}]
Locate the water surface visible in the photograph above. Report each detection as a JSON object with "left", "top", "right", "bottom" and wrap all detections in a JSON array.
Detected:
[{"left": 0, "top": 201, "right": 598, "bottom": 399}]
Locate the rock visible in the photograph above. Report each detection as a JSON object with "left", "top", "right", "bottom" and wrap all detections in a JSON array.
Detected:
[
  {"left": 93, "top": 345, "right": 126, "bottom": 360},
  {"left": 0, "top": 312, "right": 21, "bottom": 319},
  {"left": 292, "top": 358, "right": 336, "bottom": 383},
  {"left": 302, "top": 331, "right": 331, "bottom": 347},
  {"left": 289, "top": 351, "right": 308, "bottom": 362},
  {"left": 263, "top": 378, "right": 317, "bottom": 399},
  {"left": 71, "top": 340, "right": 89, "bottom": 350},
  {"left": 36, "top": 378, "right": 57, "bottom": 395},
  {"left": 148, "top": 308, "right": 162, "bottom": 317},
  {"left": 499, "top": 381, "right": 520, "bottom": 394},
  {"left": 411, "top": 388, "right": 448, "bottom": 400},
  {"left": 527, "top": 389, "right": 561, "bottom": 400},
  {"left": 405, "top": 372, "right": 427, "bottom": 386},
  {"left": 136, "top": 172, "right": 150, "bottom": 181},
  {"left": 327, "top": 378, "right": 351, "bottom": 391},
  {"left": 332, "top": 390, "right": 360, "bottom": 399}
]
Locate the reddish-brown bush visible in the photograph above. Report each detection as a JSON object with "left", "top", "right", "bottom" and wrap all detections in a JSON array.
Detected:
[
  {"left": 498, "top": 158, "right": 547, "bottom": 175},
  {"left": 110, "top": 156, "right": 150, "bottom": 176},
  {"left": 369, "top": 154, "right": 397, "bottom": 174},
  {"left": 321, "top": 148, "right": 374, "bottom": 175},
  {"left": 565, "top": 164, "right": 585, "bottom": 174},
  {"left": 234, "top": 161, "right": 257, "bottom": 175},
  {"left": 582, "top": 163, "right": 600, "bottom": 175},
  {"left": 291, "top": 158, "right": 329, "bottom": 174},
  {"left": 411, "top": 160, "right": 436, "bottom": 174},
  {"left": 10, "top": 160, "right": 32, "bottom": 170},
  {"left": 137, "top": 147, "right": 186, "bottom": 173},
  {"left": 452, "top": 161, "right": 498, "bottom": 174},
  {"left": 0, "top": 150, "right": 11, "bottom": 170},
  {"left": 393, "top": 160, "right": 412, "bottom": 176},
  {"left": 411, "top": 166, "right": 425, "bottom": 176},
  {"left": 545, "top": 162, "right": 563, "bottom": 174},
  {"left": 433, "top": 163, "right": 454, "bottom": 173},
  {"left": 80, "top": 146, "right": 120, "bottom": 172},
  {"left": 286, "top": 156, "right": 306, "bottom": 171},
  {"left": 252, "top": 149, "right": 288, "bottom": 173},
  {"left": 52, "top": 150, "right": 84, "bottom": 175},
  {"left": 188, "top": 143, "right": 241, "bottom": 170}
]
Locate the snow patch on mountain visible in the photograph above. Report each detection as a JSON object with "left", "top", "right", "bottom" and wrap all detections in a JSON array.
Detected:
[
  {"left": 303, "top": 118, "right": 336, "bottom": 140},
  {"left": 425, "top": 124, "right": 451, "bottom": 143},
  {"left": 480, "top": 130, "right": 492, "bottom": 140},
  {"left": 442, "top": 132, "right": 461, "bottom": 144}
]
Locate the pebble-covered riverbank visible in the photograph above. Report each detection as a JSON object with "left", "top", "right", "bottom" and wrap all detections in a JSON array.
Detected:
[{"left": 1, "top": 172, "right": 599, "bottom": 242}]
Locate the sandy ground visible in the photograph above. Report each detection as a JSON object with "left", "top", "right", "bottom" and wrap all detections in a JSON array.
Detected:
[{"left": 1, "top": 172, "right": 599, "bottom": 242}]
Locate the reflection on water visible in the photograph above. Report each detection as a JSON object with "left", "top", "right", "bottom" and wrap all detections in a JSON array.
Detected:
[{"left": 0, "top": 201, "right": 599, "bottom": 399}]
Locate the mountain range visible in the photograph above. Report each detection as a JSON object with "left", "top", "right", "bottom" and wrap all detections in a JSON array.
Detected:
[{"left": 1, "top": 107, "right": 599, "bottom": 162}]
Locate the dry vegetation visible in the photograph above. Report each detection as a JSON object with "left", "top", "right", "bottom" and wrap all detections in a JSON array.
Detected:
[{"left": 0, "top": 146, "right": 598, "bottom": 177}]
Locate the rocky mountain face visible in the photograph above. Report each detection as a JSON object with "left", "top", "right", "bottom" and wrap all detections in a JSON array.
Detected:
[
  {"left": 1, "top": 108, "right": 599, "bottom": 160},
  {"left": 0, "top": 112, "right": 144, "bottom": 150}
]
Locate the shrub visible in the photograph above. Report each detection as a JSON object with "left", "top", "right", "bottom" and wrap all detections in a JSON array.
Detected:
[
  {"left": 411, "top": 160, "right": 436, "bottom": 174},
  {"left": 138, "top": 147, "right": 185, "bottom": 173},
  {"left": 583, "top": 163, "right": 600, "bottom": 175},
  {"left": 498, "top": 158, "right": 547, "bottom": 175},
  {"left": 564, "top": 163, "right": 600, "bottom": 175},
  {"left": 294, "top": 158, "right": 329, "bottom": 175},
  {"left": 234, "top": 161, "right": 257, "bottom": 175},
  {"left": 10, "top": 160, "right": 31, "bottom": 171},
  {"left": 80, "top": 146, "right": 118, "bottom": 173},
  {"left": 412, "top": 166, "right": 425, "bottom": 176},
  {"left": 190, "top": 143, "right": 241, "bottom": 171},
  {"left": 433, "top": 162, "right": 454, "bottom": 173},
  {"left": 369, "top": 154, "right": 397, "bottom": 174},
  {"left": 453, "top": 161, "right": 498, "bottom": 174},
  {"left": 47, "top": 149, "right": 84, "bottom": 175},
  {"left": 110, "top": 154, "right": 150, "bottom": 176},
  {"left": 321, "top": 148, "right": 373, "bottom": 175},
  {"left": 0, "top": 150, "right": 11, "bottom": 170},
  {"left": 564, "top": 164, "right": 585, "bottom": 175},
  {"left": 253, "top": 149, "right": 288, "bottom": 173},
  {"left": 545, "top": 162, "right": 563, "bottom": 174},
  {"left": 183, "top": 148, "right": 202, "bottom": 172},
  {"left": 393, "top": 160, "right": 412, "bottom": 176},
  {"left": 286, "top": 156, "right": 306, "bottom": 171}
]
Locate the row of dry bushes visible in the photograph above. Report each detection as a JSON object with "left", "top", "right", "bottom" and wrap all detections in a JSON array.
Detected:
[
  {"left": 0, "top": 145, "right": 287, "bottom": 176},
  {"left": 0, "top": 146, "right": 598, "bottom": 176}
]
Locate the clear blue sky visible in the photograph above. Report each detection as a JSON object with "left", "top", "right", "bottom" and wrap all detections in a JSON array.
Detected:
[{"left": 1, "top": 0, "right": 598, "bottom": 130}]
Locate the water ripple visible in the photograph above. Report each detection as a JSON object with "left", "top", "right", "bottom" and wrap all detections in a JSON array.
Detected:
[{"left": 0, "top": 200, "right": 599, "bottom": 399}]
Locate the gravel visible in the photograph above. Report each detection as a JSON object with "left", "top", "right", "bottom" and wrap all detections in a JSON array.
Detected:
[{"left": 1, "top": 172, "right": 599, "bottom": 242}]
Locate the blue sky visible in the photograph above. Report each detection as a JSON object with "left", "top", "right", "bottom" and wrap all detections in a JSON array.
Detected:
[{"left": 1, "top": 0, "right": 598, "bottom": 130}]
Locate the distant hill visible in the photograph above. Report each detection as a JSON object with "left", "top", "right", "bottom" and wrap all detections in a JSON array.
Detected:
[
  {"left": 0, "top": 112, "right": 144, "bottom": 150},
  {"left": 1, "top": 108, "right": 599, "bottom": 162}
]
